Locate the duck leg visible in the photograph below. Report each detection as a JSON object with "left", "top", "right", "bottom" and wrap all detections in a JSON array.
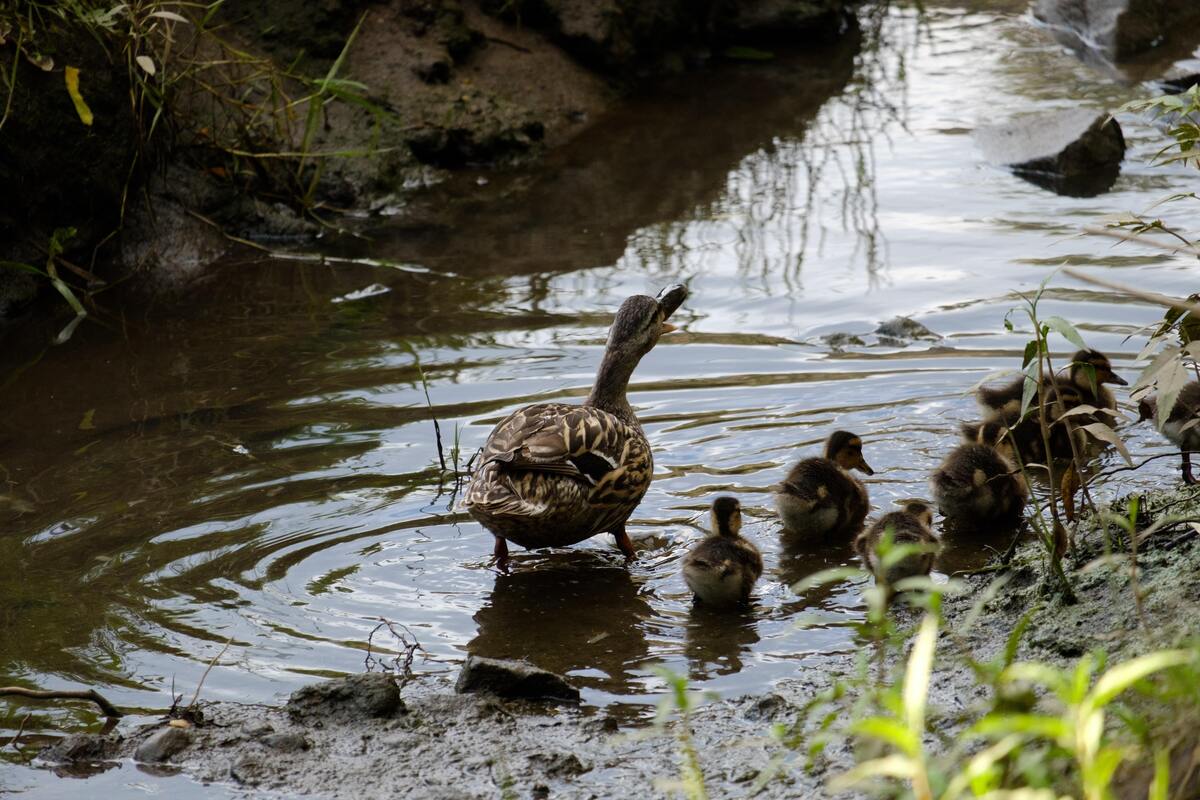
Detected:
[
  {"left": 612, "top": 525, "right": 637, "bottom": 560},
  {"left": 1183, "top": 451, "right": 1197, "bottom": 485},
  {"left": 491, "top": 535, "right": 510, "bottom": 567}
]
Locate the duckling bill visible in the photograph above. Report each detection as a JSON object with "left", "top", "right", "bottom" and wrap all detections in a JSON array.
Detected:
[
  {"left": 854, "top": 501, "right": 938, "bottom": 587},
  {"left": 775, "top": 431, "right": 873, "bottom": 539},
  {"left": 683, "top": 497, "right": 763, "bottom": 608}
]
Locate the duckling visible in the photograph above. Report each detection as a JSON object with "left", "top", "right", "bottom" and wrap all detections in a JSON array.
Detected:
[
  {"left": 682, "top": 497, "right": 763, "bottom": 607},
  {"left": 931, "top": 422, "right": 1028, "bottom": 528},
  {"left": 464, "top": 285, "right": 688, "bottom": 563},
  {"left": 854, "top": 501, "right": 939, "bottom": 586},
  {"left": 976, "top": 349, "right": 1127, "bottom": 421},
  {"left": 775, "top": 431, "right": 873, "bottom": 539},
  {"left": 1138, "top": 382, "right": 1200, "bottom": 484}
]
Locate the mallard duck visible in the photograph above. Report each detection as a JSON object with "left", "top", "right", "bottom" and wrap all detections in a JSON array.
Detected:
[
  {"left": 1138, "top": 382, "right": 1200, "bottom": 484},
  {"left": 854, "top": 501, "right": 938, "bottom": 585},
  {"left": 931, "top": 422, "right": 1028, "bottom": 527},
  {"left": 464, "top": 285, "right": 688, "bottom": 562},
  {"left": 775, "top": 431, "right": 872, "bottom": 538},
  {"left": 682, "top": 497, "right": 763, "bottom": 607},
  {"left": 976, "top": 348, "right": 1126, "bottom": 419}
]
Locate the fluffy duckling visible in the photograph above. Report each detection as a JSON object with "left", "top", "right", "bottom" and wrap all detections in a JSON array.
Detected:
[
  {"left": 1138, "top": 382, "right": 1200, "bottom": 484},
  {"left": 932, "top": 423, "right": 1028, "bottom": 528},
  {"left": 854, "top": 501, "right": 938, "bottom": 586},
  {"left": 683, "top": 497, "right": 763, "bottom": 607},
  {"left": 775, "top": 431, "right": 873, "bottom": 539},
  {"left": 976, "top": 349, "right": 1127, "bottom": 420}
]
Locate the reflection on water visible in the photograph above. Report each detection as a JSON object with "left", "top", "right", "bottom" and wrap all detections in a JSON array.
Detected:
[
  {"left": 468, "top": 554, "right": 653, "bottom": 701},
  {"left": 3, "top": 1, "right": 1200, "bottom": 773}
]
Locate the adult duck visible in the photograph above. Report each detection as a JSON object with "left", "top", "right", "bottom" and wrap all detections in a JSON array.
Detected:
[{"left": 464, "top": 285, "right": 688, "bottom": 563}]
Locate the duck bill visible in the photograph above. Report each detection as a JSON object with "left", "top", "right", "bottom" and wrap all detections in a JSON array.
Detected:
[
  {"left": 1106, "top": 373, "right": 1128, "bottom": 386},
  {"left": 857, "top": 459, "right": 875, "bottom": 475},
  {"left": 656, "top": 284, "right": 688, "bottom": 319}
]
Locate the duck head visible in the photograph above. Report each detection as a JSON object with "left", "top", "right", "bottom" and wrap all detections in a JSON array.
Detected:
[
  {"left": 826, "top": 430, "right": 874, "bottom": 475},
  {"left": 588, "top": 285, "right": 688, "bottom": 416},
  {"left": 710, "top": 496, "right": 742, "bottom": 538},
  {"left": 1068, "top": 349, "right": 1127, "bottom": 392}
]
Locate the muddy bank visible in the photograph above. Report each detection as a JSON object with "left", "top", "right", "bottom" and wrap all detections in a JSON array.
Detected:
[
  {"left": 0, "top": 0, "right": 850, "bottom": 318},
  {"left": 33, "top": 484, "right": 1200, "bottom": 798}
]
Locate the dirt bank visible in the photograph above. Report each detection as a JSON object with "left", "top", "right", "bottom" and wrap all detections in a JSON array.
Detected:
[
  {"left": 0, "top": 0, "right": 851, "bottom": 320},
  {"left": 33, "top": 484, "right": 1200, "bottom": 798}
]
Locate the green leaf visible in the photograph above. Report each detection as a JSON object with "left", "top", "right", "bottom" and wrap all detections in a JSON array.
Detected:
[
  {"left": 790, "top": 567, "right": 863, "bottom": 594},
  {"left": 1019, "top": 357, "right": 1040, "bottom": 420},
  {"left": 972, "top": 712, "right": 1069, "bottom": 741},
  {"left": 1088, "top": 650, "right": 1193, "bottom": 708},
  {"left": 827, "top": 754, "right": 916, "bottom": 791},
  {"left": 0, "top": 259, "right": 47, "bottom": 276},
  {"left": 1080, "top": 422, "right": 1133, "bottom": 466},
  {"left": 1043, "top": 316, "right": 1087, "bottom": 349},
  {"left": 851, "top": 717, "right": 919, "bottom": 755},
  {"left": 903, "top": 616, "right": 937, "bottom": 734}
]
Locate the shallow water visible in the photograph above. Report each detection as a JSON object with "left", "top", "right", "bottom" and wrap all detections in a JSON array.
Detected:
[{"left": 3, "top": 0, "right": 1200, "bottom": 780}]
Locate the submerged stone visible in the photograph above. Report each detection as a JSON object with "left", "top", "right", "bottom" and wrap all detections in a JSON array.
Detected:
[
  {"left": 134, "top": 726, "right": 191, "bottom": 763},
  {"left": 976, "top": 109, "right": 1125, "bottom": 197},
  {"left": 1033, "top": 0, "right": 1200, "bottom": 61},
  {"left": 287, "top": 673, "right": 404, "bottom": 722},
  {"left": 455, "top": 656, "right": 581, "bottom": 703}
]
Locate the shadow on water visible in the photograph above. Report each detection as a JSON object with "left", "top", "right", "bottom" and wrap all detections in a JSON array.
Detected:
[{"left": 467, "top": 553, "right": 653, "bottom": 700}]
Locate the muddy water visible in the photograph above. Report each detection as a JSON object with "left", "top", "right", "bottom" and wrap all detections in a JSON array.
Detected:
[{"left": 3, "top": 0, "right": 1199, "bottom": 778}]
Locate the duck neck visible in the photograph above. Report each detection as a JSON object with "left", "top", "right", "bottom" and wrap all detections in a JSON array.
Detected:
[{"left": 586, "top": 348, "right": 639, "bottom": 425}]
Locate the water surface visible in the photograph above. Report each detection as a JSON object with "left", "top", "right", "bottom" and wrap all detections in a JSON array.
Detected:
[{"left": 2, "top": 0, "right": 1199, "bottom": 782}]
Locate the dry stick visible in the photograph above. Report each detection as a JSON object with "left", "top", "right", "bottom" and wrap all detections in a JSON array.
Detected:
[
  {"left": 1080, "top": 225, "right": 1200, "bottom": 258},
  {"left": 188, "top": 636, "right": 234, "bottom": 710},
  {"left": 0, "top": 688, "right": 124, "bottom": 718},
  {"left": 1062, "top": 268, "right": 1200, "bottom": 316},
  {"left": 8, "top": 712, "right": 31, "bottom": 750}
]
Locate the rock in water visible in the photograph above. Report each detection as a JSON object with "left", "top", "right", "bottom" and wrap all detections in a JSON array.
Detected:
[
  {"left": 975, "top": 109, "right": 1125, "bottom": 197},
  {"left": 134, "top": 726, "right": 191, "bottom": 763},
  {"left": 287, "top": 673, "right": 404, "bottom": 722},
  {"left": 455, "top": 656, "right": 581, "bottom": 703},
  {"left": 1033, "top": 0, "right": 1200, "bottom": 61}
]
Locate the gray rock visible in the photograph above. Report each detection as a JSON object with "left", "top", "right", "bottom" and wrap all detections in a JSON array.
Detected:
[
  {"left": 527, "top": 750, "right": 591, "bottom": 776},
  {"left": 287, "top": 673, "right": 404, "bottom": 723},
  {"left": 455, "top": 656, "right": 581, "bottom": 703},
  {"left": 134, "top": 726, "right": 191, "bottom": 763},
  {"left": 874, "top": 316, "right": 941, "bottom": 343},
  {"left": 1033, "top": 0, "right": 1199, "bottom": 61},
  {"left": 976, "top": 109, "right": 1125, "bottom": 197},
  {"left": 39, "top": 732, "right": 121, "bottom": 763},
  {"left": 717, "top": 0, "right": 846, "bottom": 39},
  {"left": 261, "top": 732, "right": 311, "bottom": 752}
]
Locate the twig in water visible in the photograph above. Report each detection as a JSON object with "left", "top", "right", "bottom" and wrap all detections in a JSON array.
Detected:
[
  {"left": 8, "top": 712, "right": 31, "bottom": 750},
  {"left": 0, "top": 687, "right": 123, "bottom": 718},
  {"left": 364, "top": 618, "right": 426, "bottom": 690},
  {"left": 187, "top": 636, "right": 234, "bottom": 711}
]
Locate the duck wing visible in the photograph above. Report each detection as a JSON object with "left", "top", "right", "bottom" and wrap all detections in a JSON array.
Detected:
[{"left": 480, "top": 403, "right": 648, "bottom": 489}]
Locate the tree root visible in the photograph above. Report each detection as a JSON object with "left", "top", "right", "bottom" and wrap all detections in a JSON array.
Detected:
[{"left": 0, "top": 687, "right": 124, "bottom": 718}]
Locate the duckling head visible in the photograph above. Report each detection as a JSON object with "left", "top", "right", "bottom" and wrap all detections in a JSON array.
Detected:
[
  {"left": 1136, "top": 395, "right": 1156, "bottom": 423},
  {"left": 711, "top": 496, "right": 742, "bottom": 538},
  {"left": 900, "top": 499, "right": 935, "bottom": 530},
  {"left": 1068, "top": 349, "right": 1127, "bottom": 391},
  {"left": 826, "top": 431, "right": 874, "bottom": 475}
]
